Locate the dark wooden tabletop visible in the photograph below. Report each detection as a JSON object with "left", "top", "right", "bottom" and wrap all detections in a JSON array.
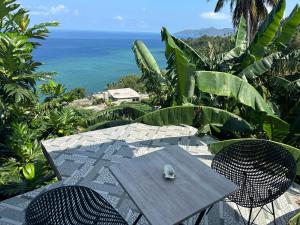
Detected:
[{"left": 110, "top": 148, "right": 238, "bottom": 225}]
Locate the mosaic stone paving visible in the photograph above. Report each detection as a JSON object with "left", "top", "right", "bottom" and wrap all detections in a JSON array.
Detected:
[{"left": 0, "top": 123, "right": 300, "bottom": 225}]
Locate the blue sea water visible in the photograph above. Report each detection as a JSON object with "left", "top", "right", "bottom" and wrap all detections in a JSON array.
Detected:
[{"left": 34, "top": 30, "right": 166, "bottom": 94}]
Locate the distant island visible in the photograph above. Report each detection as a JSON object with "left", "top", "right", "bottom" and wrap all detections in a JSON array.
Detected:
[{"left": 174, "top": 27, "right": 234, "bottom": 38}]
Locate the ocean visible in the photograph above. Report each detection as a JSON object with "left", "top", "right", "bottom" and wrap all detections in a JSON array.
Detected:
[{"left": 34, "top": 30, "right": 166, "bottom": 94}]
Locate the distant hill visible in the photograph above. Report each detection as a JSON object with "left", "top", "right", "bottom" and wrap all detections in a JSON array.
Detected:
[{"left": 174, "top": 27, "right": 234, "bottom": 39}]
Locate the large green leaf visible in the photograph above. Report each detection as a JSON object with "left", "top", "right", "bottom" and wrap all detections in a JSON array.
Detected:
[
  {"left": 239, "top": 54, "right": 280, "bottom": 79},
  {"left": 195, "top": 71, "right": 274, "bottom": 114},
  {"left": 22, "top": 163, "right": 35, "bottom": 181},
  {"left": 235, "top": 16, "right": 247, "bottom": 50},
  {"left": 209, "top": 138, "right": 300, "bottom": 176},
  {"left": 263, "top": 114, "right": 290, "bottom": 142},
  {"left": 276, "top": 4, "right": 300, "bottom": 48},
  {"left": 132, "top": 40, "right": 163, "bottom": 79},
  {"left": 288, "top": 212, "right": 300, "bottom": 225},
  {"left": 161, "top": 27, "right": 196, "bottom": 104},
  {"left": 0, "top": 0, "right": 19, "bottom": 21},
  {"left": 222, "top": 17, "right": 247, "bottom": 61},
  {"left": 85, "top": 106, "right": 146, "bottom": 127},
  {"left": 268, "top": 76, "right": 299, "bottom": 97},
  {"left": 135, "top": 106, "right": 252, "bottom": 134},
  {"left": 249, "top": 0, "right": 286, "bottom": 59},
  {"left": 223, "top": 47, "right": 243, "bottom": 61},
  {"left": 291, "top": 114, "right": 300, "bottom": 134},
  {"left": 161, "top": 27, "right": 208, "bottom": 68}
]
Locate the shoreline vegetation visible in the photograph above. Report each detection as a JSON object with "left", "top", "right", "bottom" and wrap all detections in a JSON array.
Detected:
[{"left": 0, "top": 0, "right": 300, "bottom": 211}]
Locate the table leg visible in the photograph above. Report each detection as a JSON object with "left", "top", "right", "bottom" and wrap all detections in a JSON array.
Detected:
[
  {"left": 132, "top": 213, "right": 142, "bottom": 225},
  {"left": 195, "top": 210, "right": 206, "bottom": 225}
]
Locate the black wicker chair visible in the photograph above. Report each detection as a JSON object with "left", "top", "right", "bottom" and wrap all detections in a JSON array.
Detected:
[
  {"left": 25, "top": 186, "right": 135, "bottom": 225},
  {"left": 211, "top": 140, "right": 297, "bottom": 225}
]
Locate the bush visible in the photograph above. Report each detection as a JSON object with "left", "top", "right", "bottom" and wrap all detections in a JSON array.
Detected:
[{"left": 106, "top": 74, "right": 146, "bottom": 93}]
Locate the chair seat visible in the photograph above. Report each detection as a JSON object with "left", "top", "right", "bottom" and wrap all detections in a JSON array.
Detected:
[
  {"left": 212, "top": 140, "right": 296, "bottom": 209},
  {"left": 228, "top": 176, "right": 292, "bottom": 208},
  {"left": 25, "top": 186, "right": 128, "bottom": 225}
]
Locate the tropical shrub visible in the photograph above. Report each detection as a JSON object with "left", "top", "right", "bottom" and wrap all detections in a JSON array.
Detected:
[
  {"left": 184, "top": 35, "right": 234, "bottom": 59},
  {"left": 106, "top": 74, "right": 147, "bottom": 93},
  {"left": 0, "top": 1, "right": 85, "bottom": 199}
]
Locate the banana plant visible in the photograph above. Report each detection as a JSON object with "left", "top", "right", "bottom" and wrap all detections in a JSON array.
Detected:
[
  {"left": 247, "top": 0, "right": 286, "bottom": 60},
  {"left": 195, "top": 71, "right": 274, "bottom": 114},
  {"left": 132, "top": 1, "right": 300, "bottom": 149},
  {"left": 132, "top": 40, "right": 163, "bottom": 82},
  {"left": 223, "top": 16, "right": 247, "bottom": 61},
  {"left": 239, "top": 53, "right": 280, "bottom": 80},
  {"left": 275, "top": 4, "right": 300, "bottom": 50}
]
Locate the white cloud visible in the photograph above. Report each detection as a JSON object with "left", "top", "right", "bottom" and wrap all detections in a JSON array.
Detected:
[
  {"left": 200, "top": 12, "right": 229, "bottom": 20},
  {"left": 50, "top": 5, "right": 69, "bottom": 14},
  {"left": 113, "top": 16, "right": 124, "bottom": 21},
  {"left": 29, "top": 4, "right": 79, "bottom": 16}
]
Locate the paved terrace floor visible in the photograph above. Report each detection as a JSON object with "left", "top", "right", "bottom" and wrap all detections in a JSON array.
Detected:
[{"left": 0, "top": 123, "right": 300, "bottom": 225}]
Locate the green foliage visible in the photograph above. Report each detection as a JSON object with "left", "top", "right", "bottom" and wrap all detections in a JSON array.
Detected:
[
  {"left": 45, "top": 108, "right": 80, "bottom": 138},
  {"left": 0, "top": 1, "right": 62, "bottom": 199},
  {"left": 208, "top": 1, "right": 279, "bottom": 42},
  {"left": 184, "top": 36, "right": 234, "bottom": 59},
  {"left": 223, "top": 16, "right": 247, "bottom": 61},
  {"left": 40, "top": 80, "right": 65, "bottom": 102},
  {"left": 239, "top": 53, "right": 280, "bottom": 79},
  {"left": 235, "top": 16, "right": 247, "bottom": 50},
  {"left": 22, "top": 163, "right": 35, "bottom": 181},
  {"left": 195, "top": 71, "right": 273, "bottom": 114},
  {"left": 248, "top": 0, "right": 286, "bottom": 60},
  {"left": 135, "top": 106, "right": 252, "bottom": 136},
  {"left": 62, "top": 88, "right": 86, "bottom": 102},
  {"left": 133, "top": 3, "right": 300, "bottom": 151},
  {"left": 275, "top": 4, "right": 300, "bottom": 49},
  {"left": 85, "top": 106, "right": 146, "bottom": 128},
  {"left": 288, "top": 212, "right": 300, "bottom": 225},
  {"left": 106, "top": 74, "right": 146, "bottom": 93}
]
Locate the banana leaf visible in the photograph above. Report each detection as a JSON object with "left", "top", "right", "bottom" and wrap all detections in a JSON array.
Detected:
[
  {"left": 209, "top": 138, "right": 300, "bottom": 176},
  {"left": 263, "top": 113, "right": 290, "bottom": 142},
  {"left": 249, "top": 0, "right": 286, "bottom": 59},
  {"left": 268, "top": 76, "right": 299, "bottom": 95},
  {"left": 291, "top": 114, "right": 300, "bottom": 134},
  {"left": 85, "top": 106, "right": 146, "bottom": 127},
  {"left": 195, "top": 71, "right": 274, "bottom": 114},
  {"left": 235, "top": 16, "right": 247, "bottom": 50},
  {"left": 288, "top": 212, "right": 300, "bottom": 225},
  {"left": 135, "top": 106, "right": 252, "bottom": 134},
  {"left": 239, "top": 54, "right": 280, "bottom": 79},
  {"left": 285, "top": 73, "right": 300, "bottom": 82},
  {"left": 276, "top": 4, "right": 300, "bottom": 49},
  {"left": 161, "top": 27, "right": 196, "bottom": 104},
  {"left": 86, "top": 120, "right": 131, "bottom": 131},
  {"left": 132, "top": 40, "right": 164, "bottom": 82},
  {"left": 223, "top": 47, "right": 243, "bottom": 61},
  {"left": 223, "top": 16, "right": 247, "bottom": 61},
  {"left": 161, "top": 27, "right": 208, "bottom": 68}
]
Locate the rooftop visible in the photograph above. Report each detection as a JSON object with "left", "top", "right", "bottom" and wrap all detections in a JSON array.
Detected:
[
  {"left": 108, "top": 88, "right": 140, "bottom": 99},
  {"left": 0, "top": 123, "right": 299, "bottom": 225}
]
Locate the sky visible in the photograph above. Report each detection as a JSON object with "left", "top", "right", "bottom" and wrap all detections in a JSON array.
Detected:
[{"left": 18, "top": 0, "right": 300, "bottom": 33}]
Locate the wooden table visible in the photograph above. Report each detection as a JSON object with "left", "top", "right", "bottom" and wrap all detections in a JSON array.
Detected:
[{"left": 110, "top": 148, "right": 238, "bottom": 225}]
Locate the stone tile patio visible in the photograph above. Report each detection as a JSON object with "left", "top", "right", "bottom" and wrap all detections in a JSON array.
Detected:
[{"left": 0, "top": 123, "right": 299, "bottom": 225}]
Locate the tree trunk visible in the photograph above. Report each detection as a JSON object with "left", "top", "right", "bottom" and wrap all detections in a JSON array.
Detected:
[{"left": 247, "top": 8, "right": 251, "bottom": 46}]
